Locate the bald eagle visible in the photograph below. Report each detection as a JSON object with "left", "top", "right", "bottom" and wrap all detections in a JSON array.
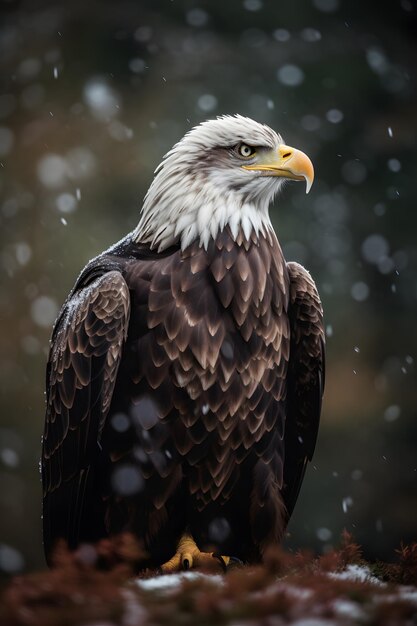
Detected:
[{"left": 42, "top": 115, "right": 324, "bottom": 571}]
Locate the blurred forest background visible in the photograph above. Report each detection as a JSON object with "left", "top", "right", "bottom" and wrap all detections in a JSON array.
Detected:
[{"left": 0, "top": 0, "right": 416, "bottom": 574}]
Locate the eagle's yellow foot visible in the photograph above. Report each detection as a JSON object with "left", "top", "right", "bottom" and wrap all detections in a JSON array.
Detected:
[{"left": 160, "top": 533, "right": 232, "bottom": 573}]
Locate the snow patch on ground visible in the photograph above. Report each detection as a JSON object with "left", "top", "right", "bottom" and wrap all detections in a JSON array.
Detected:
[
  {"left": 279, "top": 583, "right": 313, "bottom": 601},
  {"left": 329, "top": 564, "right": 383, "bottom": 586},
  {"left": 135, "top": 571, "right": 223, "bottom": 591},
  {"left": 376, "top": 586, "right": 417, "bottom": 606},
  {"left": 122, "top": 588, "right": 147, "bottom": 626},
  {"left": 332, "top": 598, "right": 366, "bottom": 621},
  {"left": 291, "top": 617, "right": 338, "bottom": 626},
  {"left": 398, "top": 588, "right": 417, "bottom": 604}
]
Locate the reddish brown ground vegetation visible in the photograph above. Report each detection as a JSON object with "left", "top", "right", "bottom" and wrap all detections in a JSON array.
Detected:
[{"left": 1, "top": 533, "right": 416, "bottom": 626}]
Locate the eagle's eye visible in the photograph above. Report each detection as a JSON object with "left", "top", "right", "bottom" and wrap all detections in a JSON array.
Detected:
[{"left": 237, "top": 143, "right": 256, "bottom": 158}]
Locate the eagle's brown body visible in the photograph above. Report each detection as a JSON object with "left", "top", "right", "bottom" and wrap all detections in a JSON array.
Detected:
[{"left": 42, "top": 227, "right": 324, "bottom": 566}]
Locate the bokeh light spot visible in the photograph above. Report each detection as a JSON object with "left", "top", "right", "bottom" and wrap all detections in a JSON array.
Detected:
[{"left": 277, "top": 64, "right": 305, "bottom": 87}]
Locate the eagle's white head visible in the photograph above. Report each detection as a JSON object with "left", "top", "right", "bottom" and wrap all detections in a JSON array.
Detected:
[{"left": 134, "top": 115, "right": 314, "bottom": 251}]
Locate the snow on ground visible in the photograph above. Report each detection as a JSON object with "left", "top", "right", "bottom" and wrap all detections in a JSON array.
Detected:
[
  {"left": 135, "top": 571, "right": 223, "bottom": 591},
  {"left": 397, "top": 588, "right": 417, "bottom": 604},
  {"left": 332, "top": 598, "right": 366, "bottom": 621},
  {"left": 127, "top": 564, "right": 417, "bottom": 626},
  {"left": 135, "top": 564, "right": 383, "bottom": 593},
  {"left": 375, "top": 586, "right": 417, "bottom": 606},
  {"left": 2, "top": 557, "right": 416, "bottom": 626},
  {"left": 328, "top": 563, "right": 384, "bottom": 585}
]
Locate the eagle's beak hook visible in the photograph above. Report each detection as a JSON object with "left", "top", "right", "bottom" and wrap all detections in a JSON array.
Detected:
[{"left": 242, "top": 145, "right": 314, "bottom": 194}]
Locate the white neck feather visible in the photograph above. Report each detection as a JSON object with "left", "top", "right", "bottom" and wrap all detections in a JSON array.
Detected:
[{"left": 134, "top": 169, "right": 274, "bottom": 251}]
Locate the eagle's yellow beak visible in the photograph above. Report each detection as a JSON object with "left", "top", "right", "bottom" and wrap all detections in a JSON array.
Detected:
[{"left": 242, "top": 145, "right": 314, "bottom": 194}]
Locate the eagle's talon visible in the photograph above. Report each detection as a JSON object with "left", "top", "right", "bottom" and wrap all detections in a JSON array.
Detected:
[
  {"left": 212, "top": 553, "right": 228, "bottom": 572},
  {"left": 161, "top": 533, "right": 235, "bottom": 573},
  {"left": 213, "top": 554, "right": 243, "bottom": 571}
]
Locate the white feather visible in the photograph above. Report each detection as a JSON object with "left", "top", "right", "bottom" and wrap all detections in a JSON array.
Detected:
[{"left": 241, "top": 214, "right": 252, "bottom": 242}]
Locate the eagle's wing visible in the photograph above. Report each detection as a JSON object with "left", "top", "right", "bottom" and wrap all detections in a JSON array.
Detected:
[
  {"left": 42, "top": 271, "right": 130, "bottom": 562},
  {"left": 283, "top": 261, "right": 325, "bottom": 519}
]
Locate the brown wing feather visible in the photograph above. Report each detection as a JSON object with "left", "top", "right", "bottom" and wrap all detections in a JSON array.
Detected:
[
  {"left": 283, "top": 261, "right": 325, "bottom": 519},
  {"left": 42, "top": 271, "right": 130, "bottom": 562}
]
